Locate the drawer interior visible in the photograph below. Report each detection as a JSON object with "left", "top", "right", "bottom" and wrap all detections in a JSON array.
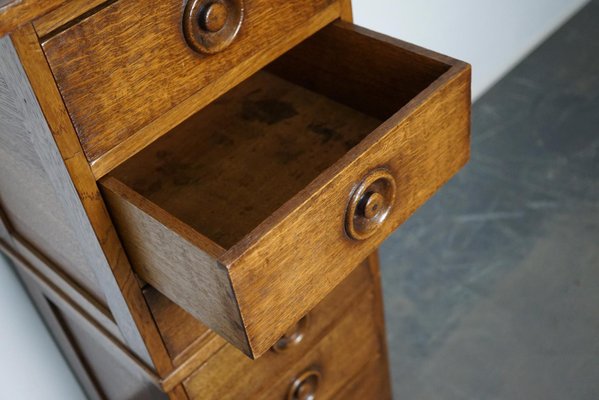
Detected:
[
  {"left": 107, "top": 23, "right": 450, "bottom": 251},
  {"left": 101, "top": 21, "right": 468, "bottom": 358}
]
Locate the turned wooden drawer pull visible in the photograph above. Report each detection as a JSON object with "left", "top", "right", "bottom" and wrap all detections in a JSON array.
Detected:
[
  {"left": 183, "top": 0, "right": 244, "bottom": 54},
  {"left": 287, "top": 369, "right": 321, "bottom": 400},
  {"left": 272, "top": 315, "right": 309, "bottom": 353},
  {"left": 346, "top": 168, "right": 396, "bottom": 240}
]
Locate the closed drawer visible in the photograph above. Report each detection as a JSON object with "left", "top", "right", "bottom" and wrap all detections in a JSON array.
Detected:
[
  {"left": 259, "top": 290, "right": 381, "bottom": 400},
  {"left": 183, "top": 273, "right": 380, "bottom": 399},
  {"left": 331, "top": 356, "right": 392, "bottom": 400},
  {"left": 100, "top": 21, "right": 471, "bottom": 358},
  {"left": 40, "top": 0, "right": 341, "bottom": 166}
]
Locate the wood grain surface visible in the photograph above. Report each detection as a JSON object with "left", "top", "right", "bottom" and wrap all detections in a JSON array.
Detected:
[
  {"left": 32, "top": 0, "right": 108, "bottom": 38},
  {"left": 108, "top": 71, "right": 380, "bottom": 249},
  {"left": 41, "top": 0, "right": 341, "bottom": 170},
  {"left": 144, "top": 287, "right": 216, "bottom": 364},
  {"left": 0, "top": 205, "right": 12, "bottom": 244},
  {"left": 182, "top": 260, "right": 372, "bottom": 399},
  {"left": 16, "top": 267, "right": 106, "bottom": 400},
  {"left": 101, "top": 177, "right": 250, "bottom": 356},
  {"left": 9, "top": 25, "right": 175, "bottom": 376},
  {"left": 0, "top": 35, "right": 105, "bottom": 303},
  {"left": 101, "top": 21, "right": 471, "bottom": 358},
  {"left": 224, "top": 22, "right": 470, "bottom": 355},
  {"left": 330, "top": 356, "right": 392, "bottom": 400},
  {"left": 247, "top": 289, "right": 381, "bottom": 400},
  {"left": 0, "top": 1, "right": 407, "bottom": 397},
  {"left": 10, "top": 235, "right": 121, "bottom": 341},
  {"left": 0, "top": 0, "right": 64, "bottom": 36}
]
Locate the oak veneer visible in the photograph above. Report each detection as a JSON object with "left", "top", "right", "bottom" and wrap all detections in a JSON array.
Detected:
[
  {"left": 32, "top": 0, "right": 108, "bottom": 38},
  {"left": 41, "top": 0, "right": 341, "bottom": 169},
  {"left": 0, "top": 0, "right": 470, "bottom": 397},
  {"left": 0, "top": 0, "right": 65, "bottom": 36},
  {"left": 14, "top": 265, "right": 168, "bottom": 400},
  {"left": 331, "top": 355, "right": 392, "bottom": 399},
  {"left": 252, "top": 290, "right": 381, "bottom": 400},
  {"left": 0, "top": 200, "right": 13, "bottom": 245},
  {"left": 181, "top": 260, "right": 373, "bottom": 399},
  {"left": 184, "top": 280, "right": 381, "bottom": 399},
  {"left": 107, "top": 71, "right": 381, "bottom": 249},
  {"left": 9, "top": 235, "right": 121, "bottom": 342},
  {"left": 6, "top": 26, "right": 176, "bottom": 377},
  {"left": 144, "top": 287, "right": 218, "bottom": 365},
  {"left": 101, "top": 21, "right": 470, "bottom": 358},
  {"left": 0, "top": 35, "right": 104, "bottom": 304}
]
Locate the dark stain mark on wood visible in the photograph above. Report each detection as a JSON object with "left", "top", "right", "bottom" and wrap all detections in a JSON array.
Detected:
[
  {"left": 308, "top": 122, "right": 338, "bottom": 144},
  {"left": 241, "top": 98, "right": 298, "bottom": 125}
]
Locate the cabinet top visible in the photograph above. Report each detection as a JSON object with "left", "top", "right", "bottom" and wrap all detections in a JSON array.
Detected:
[{"left": 0, "top": 0, "right": 69, "bottom": 37}]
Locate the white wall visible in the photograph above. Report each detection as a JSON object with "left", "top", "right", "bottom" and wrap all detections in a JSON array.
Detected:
[
  {"left": 353, "top": 0, "right": 590, "bottom": 99},
  {"left": 0, "top": 1, "right": 590, "bottom": 399},
  {"left": 0, "top": 256, "right": 86, "bottom": 400}
]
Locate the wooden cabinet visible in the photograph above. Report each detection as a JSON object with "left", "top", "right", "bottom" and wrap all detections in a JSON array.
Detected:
[
  {"left": 182, "top": 261, "right": 384, "bottom": 399},
  {"left": 99, "top": 21, "right": 469, "bottom": 358},
  {"left": 40, "top": 0, "right": 339, "bottom": 167},
  {"left": 0, "top": 1, "right": 470, "bottom": 398}
]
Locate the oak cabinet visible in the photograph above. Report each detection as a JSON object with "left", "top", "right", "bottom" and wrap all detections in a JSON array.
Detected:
[{"left": 0, "top": 1, "right": 470, "bottom": 398}]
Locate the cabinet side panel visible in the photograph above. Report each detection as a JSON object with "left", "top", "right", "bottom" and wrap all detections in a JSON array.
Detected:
[
  {"left": 0, "top": 36, "right": 105, "bottom": 304},
  {"left": 56, "top": 305, "right": 169, "bottom": 400},
  {"left": 0, "top": 205, "right": 12, "bottom": 244},
  {"left": 16, "top": 266, "right": 168, "bottom": 400}
]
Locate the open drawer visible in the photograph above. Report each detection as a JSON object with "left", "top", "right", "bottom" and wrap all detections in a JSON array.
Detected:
[{"left": 100, "top": 21, "right": 471, "bottom": 358}]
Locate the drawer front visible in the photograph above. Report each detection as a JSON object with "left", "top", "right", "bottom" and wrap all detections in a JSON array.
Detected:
[
  {"left": 258, "top": 290, "right": 381, "bottom": 400},
  {"left": 41, "top": 0, "right": 341, "bottom": 165},
  {"left": 101, "top": 22, "right": 471, "bottom": 358},
  {"left": 331, "top": 356, "right": 392, "bottom": 400},
  {"left": 183, "top": 269, "right": 380, "bottom": 399}
]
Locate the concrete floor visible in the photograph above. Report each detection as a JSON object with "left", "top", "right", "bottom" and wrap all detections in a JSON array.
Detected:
[{"left": 380, "top": 1, "right": 599, "bottom": 399}]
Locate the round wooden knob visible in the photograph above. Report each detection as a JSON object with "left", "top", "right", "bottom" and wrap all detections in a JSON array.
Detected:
[
  {"left": 345, "top": 168, "right": 396, "bottom": 240},
  {"left": 183, "top": 0, "right": 244, "bottom": 54},
  {"left": 287, "top": 370, "right": 321, "bottom": 400},
  {"left": 199, "top": 2, "right": 228, "bottom": 32},
  {"left": 272, "top": 316, "right": 309, "bottom": 353}
]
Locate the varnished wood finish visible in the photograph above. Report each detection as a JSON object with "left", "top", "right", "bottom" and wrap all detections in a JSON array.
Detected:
[
  {"left": 254, "top": 290, "right": 381, "bottom": 399},
  {"left": 106, "top": 71, "right": 380, "bottom": 249},
  {"left": 0, "top": 35, "right": 104, "bottom": 303},
  {"left": 1, "top": 237, "right": 194, "bottom": 398},
  {"left": 287, "top": 370, "right": 320, "bottom": 400},
  {"left": 101, "top": 21, "right": 470, "bottom": 358},
  {"left": 0, "top": 203, "right": 13, "bottom": 245},
  {"left": 102, "top": 179, "right": 251, "bottom": 355},
  {"left": 0, "top": 2, "right": 469, "bottom": 398},
  {"left": 181, "top": 261, "right": 373, "bottom": 399},
  {"left": 9, "top": 26, "right": 174, "bottom": 375},
  {"left": 331, "top": 356, "right": 392, "bottom": 400},
  {"left": 183, "top": 0, "right": 244, "bottom": 54},
  {"left": 183, "top": 265, "right": 380, "bottom": 399},
  {"left": 32, "top": 0, "right": 108, "bottom": 38},
  {"left": 145, "top": 288, "right": 218, "bottom": 365},
  {"left": 10, "top": 235, "right": 121, "bottom": 341},
  {"left": 13, "top": 266, "right": 168, "bottom": 400},
  {"left": 41, "top": 0, "right": 341, "bottom": 169},
  {"left": 345, "top": 168, "right": 397, "bottom": 240},
  {"left": 0, "top": 0, "right": 64, "bottom": 36},
  {"left": 16, "top": 268, "right": 105, "bottom": 400},
  {"left": 339, "top": 0, "right": 352, "bottom": 21},
  {"left": 56, "top": 307, "right": 168, "bottom": 400},
  {"left": 365, "top": 250, "right": 393, "bottom": 399}
]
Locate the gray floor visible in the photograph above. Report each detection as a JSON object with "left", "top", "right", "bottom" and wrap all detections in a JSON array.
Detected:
[{"left": 380, "top": 2, "right": 599, "bottom": 399}]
